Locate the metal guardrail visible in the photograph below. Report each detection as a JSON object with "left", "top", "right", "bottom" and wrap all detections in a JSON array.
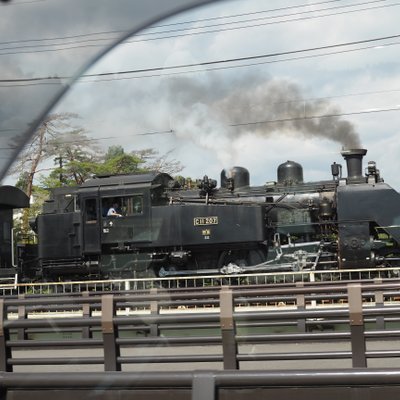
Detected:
[
  {"left": 2, "top": 369, "right": 400, "bottom": 400},
  {"left": 2, "top": 281, "right": 400, "bottom": 398},
  {"left": 2, "top": 281, "right": 400, "bottom": 369}
]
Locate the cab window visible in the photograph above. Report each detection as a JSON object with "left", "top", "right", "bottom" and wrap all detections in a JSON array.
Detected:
[
  {"left": 101, "top": 195, "right": 143, "bottom": 217},
  {"left": 85, "top": 199, "right": 97, "bottom": 223}
]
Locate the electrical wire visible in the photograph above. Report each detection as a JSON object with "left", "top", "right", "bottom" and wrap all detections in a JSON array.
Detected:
[
  {"left": 83, "top": 34, "right": 400, "bottom": 79},
  {"left": 229, "top": 106, "right": 400, "bottom": 128},
  {"left": 126, "top": 1, "right": 399, "bottom": 45},
  {"left": 129, "top": 0, "right": 388, "bottom": 39},
  {"left": 0, "top": 129, "right": 175, "bottom": 149},
  {"left": 0, "top": 0, "right": 349, "bottom": 47},
  {"left": 154, "top": 0, "right": 344, "bottom": 28},
  {"left": 2, "top": 105, "right": 399, "bottom": 148},
  {"left": 77, "top": 38, "right": 400, "bottom": 83},
  {"left": 0, "top": 33, "right": 398, "bottom": 85},
  {"left": 0, "top": 0, "right": 395, "bottom": 55}
]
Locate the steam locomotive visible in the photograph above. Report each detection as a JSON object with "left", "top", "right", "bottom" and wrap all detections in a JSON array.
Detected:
[{"left": 7, "top": 148, "right": 400, "bottom": 280}]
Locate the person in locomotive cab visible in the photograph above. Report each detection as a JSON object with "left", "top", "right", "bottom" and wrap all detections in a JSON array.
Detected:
[{"left": 107, "top": 202, "right": 122, "bottom": 217}]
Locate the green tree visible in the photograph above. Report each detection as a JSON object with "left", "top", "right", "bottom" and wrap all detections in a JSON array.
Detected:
[
  {"left": 46, "top": 123, "right": 101, "bottom": 185},
  {"left": 100, "top": 152, "right": 145, "bottom": 175},
  {"left": 101, "top": 147, "right": 184, "bottom": 176},
  {"left": 104, "top": 145, "right": 125, "bottom": 161},
  {"left": 132, "top": 148, "right": 183, "bottom": 175},
  {"left": 11, "top": 113, "right": 98, "bottom": 233},
  {"left": 13, "top": 133, "right": 185, "bottom": 236}
]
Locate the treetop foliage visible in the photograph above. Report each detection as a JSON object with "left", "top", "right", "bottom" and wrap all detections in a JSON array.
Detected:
[
  {"left": 13, "top": 113, "right": 184, "bottom": 193},
  {"left": 12, "top": 113, "right": 185, "bottom": 233}
]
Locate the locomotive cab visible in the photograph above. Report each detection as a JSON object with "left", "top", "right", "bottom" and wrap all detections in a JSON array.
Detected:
[
  {"left": 98, "top": 191, "right": 150, "bottom": 250},
  {"left": 79, "top": 173, "right": 172, "bottom": 246},
  {"left": 78, "top": 172, "right": 173, "bottom": 277}
]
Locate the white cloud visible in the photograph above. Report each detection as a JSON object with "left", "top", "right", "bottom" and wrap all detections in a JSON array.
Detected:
[{"left": 44, "top": 0, "right": 400, "bottom": 190}]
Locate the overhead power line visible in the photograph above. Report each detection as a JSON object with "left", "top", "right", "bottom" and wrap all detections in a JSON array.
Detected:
[
  {"left": 0, "top": 38, "right": 398, "bottom": 87},
  {"left": 49, "top": 106, "right": 400, "bottom": 143},
  {"left": 2, "top": 86, "right": 400, "bottom": 136},
  {"left": 0, "top": 129, "right": 175, "bottom": 149},
  {"left": 128, "top": 0, "right": 388, "bottom": 39},
  {"left": 126, "top": 1, "right": 399, "bottom": 45},
  {"left": 0, "top": 33, "right": 398, "bottom": 85},
  {"left": 83, "top": 34, "right": 400, "bottom": 79},
  {"left": 0, "top": 0, "right": 395, "bottom": 56},
  {"left": 78, "top": 38, "right": 400, "bottom": 83},
  {"left": 154, "top": 0, "right": 344, "bottom": 28},
  {"left": 229, "top": 106, "right": 400, "bottom": 128},
  {"left": 0, "top": 0, "right": 347, "bottom": 46},
  {"left": 2, "top": 106, "right": 400, "bottom": 148}
]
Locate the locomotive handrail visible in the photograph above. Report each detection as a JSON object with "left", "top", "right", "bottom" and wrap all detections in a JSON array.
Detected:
[
  {"left": 3, "top": 279, "right": 400, "bottom": 307},
  {"left": 0, "top": 266, "right": 399, "bottom": 295},
  {"left": 2, "top": 277, "right": 400, "bottom": 311}
]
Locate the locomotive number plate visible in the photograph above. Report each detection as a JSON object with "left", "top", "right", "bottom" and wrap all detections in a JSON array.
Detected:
[{"left": 194, "top": 216, "right": 218, "bottom": 226}]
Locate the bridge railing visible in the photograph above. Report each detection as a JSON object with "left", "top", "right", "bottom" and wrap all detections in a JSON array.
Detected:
[
  {"left": 2, "top": 281, "right": 400, "bottom": 398},
  {"left": 2, "top": 369, "right": 400, "bottom": 400},
  {"left": 1, "top": 281, "right": 400, "bottom": 372}
]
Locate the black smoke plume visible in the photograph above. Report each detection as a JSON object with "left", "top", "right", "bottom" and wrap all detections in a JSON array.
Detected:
[{"left": 164, "top": 75, "right": 361, "bottom": 159}]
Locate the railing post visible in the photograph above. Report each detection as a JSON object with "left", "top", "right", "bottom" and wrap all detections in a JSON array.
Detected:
[
  {"left": 348, "top": 284, "right": 367, "bottom": 368},
  {"left": 0, "top": 299, "right": 11, "bottom": 372},
  {"left": 219, "top": 287, "right": 238, "bottom": 370},
  {"left": 17, "top": 294, "right": 27, "bottom": 341},
  {"left": 296, "top": 282, "right": 306, "bottom": 332},
  {"left": 150, "top": 288, "right": 159, "bottom": 337},
  {"left": 101, "top": 294, "right": 120, "bottom": 371},
  {"left": 82, "top": 291, "right": 91, "bottom": 339},
  {"left": 192, "top": 372, "right": 216, "bottom": 400},
  {"left": 374, "top": 278, "right": 385, "bottom": 330},
  {"left": 124, "top": 281, "right": 131, "bottom": 315}
]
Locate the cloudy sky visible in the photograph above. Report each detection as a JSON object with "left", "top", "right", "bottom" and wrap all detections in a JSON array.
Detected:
[
  {"left": 3, "top": 0, "right": 400, "bottom": 188},
  {"left": 0, "top": 0, "right": 209, "bottom": 180}
]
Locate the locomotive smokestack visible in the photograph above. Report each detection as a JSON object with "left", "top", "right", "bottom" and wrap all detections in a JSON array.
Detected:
[{"left": 341, "top": 148, "right": 367, "bottom": 183}]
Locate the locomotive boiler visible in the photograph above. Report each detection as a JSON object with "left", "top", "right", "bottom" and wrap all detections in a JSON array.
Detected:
[{"left": 18, "top": 148, "right": 400, "bottom": 280}]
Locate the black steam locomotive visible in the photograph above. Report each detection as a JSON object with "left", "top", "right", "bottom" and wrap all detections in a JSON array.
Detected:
[{"left": 11, "top": 148, "right": 400, "bottom": 280}]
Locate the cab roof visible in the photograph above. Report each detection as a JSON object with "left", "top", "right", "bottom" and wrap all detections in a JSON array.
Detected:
[
  {"left": 79, "top": 172, "right": 173, "bottom": 189},
  {"left": 0, "top": 186, "right": 29, "bottom": 209}
]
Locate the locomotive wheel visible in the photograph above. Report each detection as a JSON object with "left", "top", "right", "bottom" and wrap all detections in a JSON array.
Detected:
[
  {"left": 217, "top": 247, "right": 268, "bottom": 285},
  {"left": 247, "top": 248, "right": 268, "bottom": 265},
  {"left": 379, "top": 251, "right": 400, "bottom": 278},
  {"left": 218, "top": 250, "right": 246, "bottom": 270},
  {"left": 218, "top": 247, "right": 267, "bottom": 269}
]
